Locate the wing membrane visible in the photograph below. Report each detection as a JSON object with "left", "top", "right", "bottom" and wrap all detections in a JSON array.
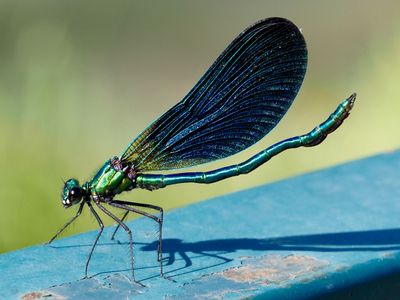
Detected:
[{"left": 121, "top": 18, "right": 307, "bottom": 171}]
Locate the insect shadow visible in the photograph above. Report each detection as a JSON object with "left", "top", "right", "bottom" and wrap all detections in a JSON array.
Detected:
[
  {"left": 48, "top": 228, "right": 400, "bottom": 280},
  {"left": 137, "top": 228, "right": 400, "bottom": 278}
]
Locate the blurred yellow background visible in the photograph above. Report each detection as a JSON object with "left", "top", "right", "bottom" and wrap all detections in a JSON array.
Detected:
[{"left": 1, "top": 0, "right": 400, "bottom": 253}]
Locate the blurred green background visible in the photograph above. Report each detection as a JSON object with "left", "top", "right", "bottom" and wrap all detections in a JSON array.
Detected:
[{"left": 1, "top": 0, "right": 400, "bottom": 253}]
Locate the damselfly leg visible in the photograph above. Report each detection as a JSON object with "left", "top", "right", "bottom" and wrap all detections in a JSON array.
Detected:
[
  {"left": 47, "top": 202, "right": 85, "bottom": 244},
  {"left": 85, "top": 202, "right": 104, "bottom": 279},
  {"left": 111, "top": 210, "right": 129, "bottom": 240},
  {"left": 108, "top": 200, "right": 164, "bottom": 276}
]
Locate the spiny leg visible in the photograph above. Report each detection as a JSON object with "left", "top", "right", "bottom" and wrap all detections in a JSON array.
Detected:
[
  {"left": 113, "top": 201, "right": 163, "bottom": 262},
  {"left": 111, "top": 201, "right": 163, "bottom": 242},
  {"left": 108, "top": 200, "right": 164, "bottom": 276},
  {"left": 85, "top": 202, "right": 104, "bottom": 278},
  {"left": 111, "top": 200, "right": 164, "bottom": 262},
  {"left": 94, "top": 202, "right": 138, "bottom": 283},
  {"left": 110, "top": 210, "right": 129, "bottom": 240},
  {"left": 47, "top": 202, "right": 85, "bottom": 244}
]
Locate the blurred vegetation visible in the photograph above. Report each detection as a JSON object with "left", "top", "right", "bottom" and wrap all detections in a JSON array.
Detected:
[{"left": 1, "top": 0, "right": 400, "bottom": 253}]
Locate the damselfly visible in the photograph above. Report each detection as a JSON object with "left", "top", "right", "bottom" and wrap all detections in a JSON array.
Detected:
[{"left": 48, "top": 17, "right": 356, "bottom": 281}]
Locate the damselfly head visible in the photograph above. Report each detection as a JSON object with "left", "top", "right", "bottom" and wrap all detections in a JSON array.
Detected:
[{"left": 62, "top": 178, "right": 83, "bottom": 208}]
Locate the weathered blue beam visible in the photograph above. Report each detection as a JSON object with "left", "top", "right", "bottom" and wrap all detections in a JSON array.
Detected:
[{"left": 2, "top": 150, "right": 400, "bottom": 299}]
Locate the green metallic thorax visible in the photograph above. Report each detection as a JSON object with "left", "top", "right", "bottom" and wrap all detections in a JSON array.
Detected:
[{"left": 88, "top": 159, "right": 135, "bottom": 198}]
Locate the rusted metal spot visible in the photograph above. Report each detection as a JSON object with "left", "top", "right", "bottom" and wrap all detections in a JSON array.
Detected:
[
  {"left": 171, "top": 254, "right": 330, "bottom": 299},
  {"left": 381, "top": 252, "right": 396, "bottom": 259},
  {"left": 20, "top": 291, "right": 60, "bottom": 300},
  {"left": 220, "top": 254, "right": 328, "bottom": 286},
  {"left": 20, "top": 275, "right": 144, "bottom": 299}
]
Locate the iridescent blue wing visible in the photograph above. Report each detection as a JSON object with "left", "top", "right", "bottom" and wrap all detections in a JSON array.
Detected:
[{"left": 121, "top": 17, "right": 307, "bottom": 171}]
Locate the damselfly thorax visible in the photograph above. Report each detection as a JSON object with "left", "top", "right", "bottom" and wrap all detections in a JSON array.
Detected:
[{"left": 89, "top": 157, "right": 138, "bottom": 198}]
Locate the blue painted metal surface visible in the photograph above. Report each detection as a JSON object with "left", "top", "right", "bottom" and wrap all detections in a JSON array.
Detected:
[{"left": 2, "top": 150, "right": 400, "bottom": 299}]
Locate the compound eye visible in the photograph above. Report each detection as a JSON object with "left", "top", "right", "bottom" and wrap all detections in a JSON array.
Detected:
[{"left": 69, "top": 187, "right": 82, "bottom": 203}]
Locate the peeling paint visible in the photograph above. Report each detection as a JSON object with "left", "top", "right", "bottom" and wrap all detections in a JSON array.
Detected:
[
  {"left": 20, "top": 291, "right": 59, "bottom": 300},
  {"left": 220, "top": 254, "right": 329, "bottom": 286},
  {"left": 381, "top": 252, "right": 396, "bottom": 259},
  {"left": 20, "top": 274, "right": 145, "bottom": 300},
  {"left": 170, "top": 254, "right": 329, "bottom": 299}
]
